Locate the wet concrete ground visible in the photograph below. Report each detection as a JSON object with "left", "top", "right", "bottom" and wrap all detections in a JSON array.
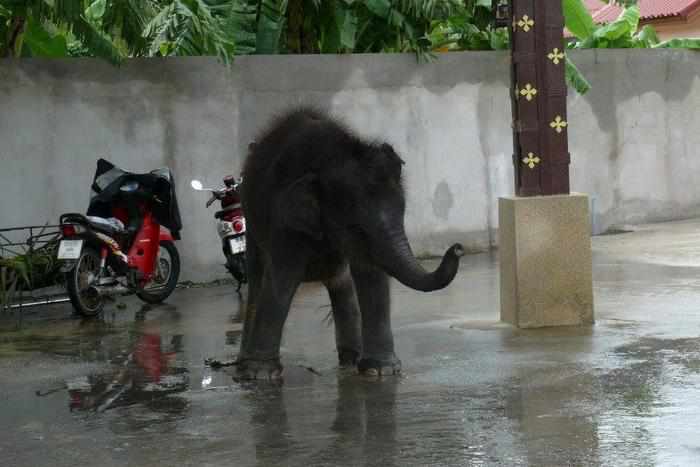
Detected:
[{"left": 3, "top": 220, "right": 700, "bottom": 466}]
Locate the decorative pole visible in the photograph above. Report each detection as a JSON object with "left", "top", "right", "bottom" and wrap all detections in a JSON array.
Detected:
[
  {"left": 496, "top": 0, "right": 594, "bottom": 329},
  {"left": 508, "top": 0, "right": 570, "bottom": 196}
]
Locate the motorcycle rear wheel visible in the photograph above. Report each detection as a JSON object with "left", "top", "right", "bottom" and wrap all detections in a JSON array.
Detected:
[
  {"left": 66, "top": 246, "right": 104, "bottom": 317},
  {"left": 226, "top": 252, "right": 247, "bottom": 286},
  {"left": 137, "top": 240, "right": 181, "bottom": 304}
]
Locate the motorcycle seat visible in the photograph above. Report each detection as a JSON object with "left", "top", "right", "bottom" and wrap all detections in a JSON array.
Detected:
[
  {"left": 86, "top": 216, "right": 125, "bottom": 236},
  {"left": 61, "top": 213, "right": 125, "bottom": 237},
  {"left": 215, "top": 204, "right": 241, "bottom": 220}
]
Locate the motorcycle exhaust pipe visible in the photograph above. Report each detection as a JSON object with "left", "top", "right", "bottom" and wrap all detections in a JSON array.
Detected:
[{"left": 90, "top": 284, "right": 130, "bottom": 297}]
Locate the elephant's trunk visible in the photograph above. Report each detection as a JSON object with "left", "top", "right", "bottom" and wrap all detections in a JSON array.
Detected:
[{"left": 374, "top": 224, "right": 464, "bottom": 292}]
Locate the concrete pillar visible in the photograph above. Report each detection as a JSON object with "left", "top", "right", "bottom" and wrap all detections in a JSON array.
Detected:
[{"left": 499, "top": 194, "right": 594, "bottom": 328}]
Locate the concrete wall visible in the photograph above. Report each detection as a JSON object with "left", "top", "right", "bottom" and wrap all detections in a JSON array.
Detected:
[{"left": 1, "top": 50, "right": 699, "bottom": 281}]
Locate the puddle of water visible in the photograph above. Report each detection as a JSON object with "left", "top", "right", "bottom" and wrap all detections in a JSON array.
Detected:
[{"left": 3, "top": 254, "right": 700, "bottom": 466}]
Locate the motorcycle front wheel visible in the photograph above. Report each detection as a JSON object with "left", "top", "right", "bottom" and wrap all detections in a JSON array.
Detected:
[
  {"left": 66, "top": 246, "right": 104, "bottom": 317},
  {"left": 137, "top": 240, "right": 181, "bottom": 304}
]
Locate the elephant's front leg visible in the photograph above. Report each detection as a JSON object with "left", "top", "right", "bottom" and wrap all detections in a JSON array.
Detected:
[
  {"left": 237, "top": 251, "right": 307, "bottom": 380},
  {"left": 350, "top": 264, "right": 401, "bottom": 376},
  {"left": 324, "top": 265, "right": 362, "bottom": 367},
  {"left": 241, "top": 234, "right": 262, "bottom": 330}
]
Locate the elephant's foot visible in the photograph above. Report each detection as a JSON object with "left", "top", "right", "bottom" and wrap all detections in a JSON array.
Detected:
[
  {"left": 358, "top": 355, "right": 402, "bottom": 376},
  {"left": 235, "top": 357, "right": 283, "bottom": 380},
  {"left": 338, "top": 348, "right": 360, "bottom": 368}
]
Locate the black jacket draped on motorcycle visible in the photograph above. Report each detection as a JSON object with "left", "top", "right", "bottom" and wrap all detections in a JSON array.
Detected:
[{"left": 86, "top": 159, "right": 182, "bottom": 240}]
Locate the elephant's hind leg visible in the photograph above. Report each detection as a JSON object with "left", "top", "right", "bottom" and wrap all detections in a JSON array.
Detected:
[
  {"left": 350, "top": 264, "right": 401, "bottom": 376},
  {"left": 324, "top": 264, "right": 362, "bottom": 367}
]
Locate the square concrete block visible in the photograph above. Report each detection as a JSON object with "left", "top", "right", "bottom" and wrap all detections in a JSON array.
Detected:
[{"left": 499, "top": 194, "right": 594, "bottom": 328}]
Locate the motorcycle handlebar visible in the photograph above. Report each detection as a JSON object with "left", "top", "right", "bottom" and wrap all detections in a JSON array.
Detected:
[{"left": 201, "top": 184, "right": 240, "bottom": 208}]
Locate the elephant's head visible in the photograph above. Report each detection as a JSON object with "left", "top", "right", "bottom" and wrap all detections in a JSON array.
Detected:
[{"left": 278, "top": 141, "right": 464, "bottom": 292}]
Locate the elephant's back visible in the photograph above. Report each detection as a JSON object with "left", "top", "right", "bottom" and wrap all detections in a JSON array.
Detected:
[{"left": 242, "top": 107, "right": 360, "bottom": 191}]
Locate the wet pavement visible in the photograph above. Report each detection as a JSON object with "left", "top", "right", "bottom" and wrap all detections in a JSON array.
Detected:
[{"left": 3, "top": 220, "right": 700, "bottom": 466}]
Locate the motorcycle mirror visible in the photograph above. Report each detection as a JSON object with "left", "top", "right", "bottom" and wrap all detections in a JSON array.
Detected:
[{"left": 191, "top": 180, "right": 204, "bottom": 191}]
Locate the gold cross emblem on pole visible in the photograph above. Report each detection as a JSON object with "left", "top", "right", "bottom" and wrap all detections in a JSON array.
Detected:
[
  {"left": 522, "top": 152, "right": 541, "bottom": 169},
  {"left": 514, "top": 15, "right": 535, "bottom": 32},
  {"left": 547, "top": 48, "right": 565, "bottom": 65},
  {"left": 550, "top": 116, "right": 568, "bottom": 133},
  {"left": 518, "top": 83, "right": 538, "bottom": 101}
]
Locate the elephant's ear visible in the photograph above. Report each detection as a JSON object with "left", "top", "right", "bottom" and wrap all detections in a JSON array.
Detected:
[{"left": 277, "top": 174, "right": 322, "bottom": 240}]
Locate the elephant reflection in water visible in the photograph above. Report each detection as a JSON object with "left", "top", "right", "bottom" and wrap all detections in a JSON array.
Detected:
[
  {"left": 238, "top": 108, "right": 464, "bottom": 379},
  {"left": 249, "top": 377, "right": 399, "bottom": 467},
  {"left": 326, "top": 377, "right": 400, "bottom": 467}
]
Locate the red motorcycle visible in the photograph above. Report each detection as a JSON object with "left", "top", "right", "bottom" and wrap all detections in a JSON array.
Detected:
[
  {"left": 57, "top": 160, "right": 182, "bottom": 316},
  {"left": 191, "top": 175, "right": 247, "bottom": 290}
]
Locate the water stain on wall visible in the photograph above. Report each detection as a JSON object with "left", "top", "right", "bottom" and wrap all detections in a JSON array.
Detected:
[{"left": 432, "top": 181, "right": 454, "bottom": 221}]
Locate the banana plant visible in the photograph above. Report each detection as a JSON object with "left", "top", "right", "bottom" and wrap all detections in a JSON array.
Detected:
[
  {"left": 143, "top": 0, "right": 235, "bottom": 61},
  {"left": 427, "top": 0, "right": 507, "bottom": 52},
  {"left": 1, "top": 0, "right": 123, "bottom": 62},
  {"left": 563, "top": 0, "right": 700, "bottom": 93},
  {"left": 5, "top": 0, "right": 699, "bottom": 96},
  {"left": 567, "top": 1, "right": 700, "bottom": 50},
  {"left": 0, "top": 0, "right": 238, "bottom": 63}
]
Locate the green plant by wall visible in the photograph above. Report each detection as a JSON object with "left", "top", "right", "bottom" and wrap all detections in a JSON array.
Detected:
[{"left": 0, "top": 234, "right": 62, "bottom": 310}]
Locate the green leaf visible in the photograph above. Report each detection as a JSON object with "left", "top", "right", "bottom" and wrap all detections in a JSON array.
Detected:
[
  {"left": 563, "top": 0, "right": 596, "bottom": 41},
  {"left": 85, "top": 0, "right": 107, "bottom": 23},
  {"left": 142, "top": 0, "right": 235, "bottom": 63},
  {"left": 159, "top": 40, "right": 172, "bottom": 55},
  {"left": 318, "top": 0, "right": 359, "bottom": 53},
  {"left": 12, "top": 259, "right": 31, "bottom": 289},
  {"left": 71, "top": 15, "right": 123, "bottom": 63},
  {"left": 489, "top": 27, "right": 509, "bottom": 50},
  {"left": 654, "top": 38, "right": 700, "bottom": 49},
  {"left": 593, "top": 6, "right": 639, "bottom": 41},
  {"left": 565, "top": 56, "right": 591, "bottom": 95},
  {"left": 610, "top": 0, "right": 638, "bottom": 6},
  {"left": 365, "top": 0, "right": 391, "bottom": 18},
  {"left": 23, "top": 16, "right": 68, "bottom": 57},
  {"left": 221, "top": 1, "right": 257, "bottom": 55},
  {"left": 256, "top": 0, "right": 285, "bottom": 54},
  {"left": 338, "top": 5, "right": 358, "bottom": 50},
  {"left": 53, "top": 0, "right": 85, "bottom": 23},
  {"left": 634, "top": 24, "right": 659, "bottom": 48}
]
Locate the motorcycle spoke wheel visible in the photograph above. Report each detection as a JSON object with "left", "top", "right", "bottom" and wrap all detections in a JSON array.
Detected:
[{"left": 67, "top": 247, "right": 104, "bottom": 317}]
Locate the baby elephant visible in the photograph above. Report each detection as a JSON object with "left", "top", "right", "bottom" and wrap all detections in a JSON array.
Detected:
[{"left": 237, "top": 108, "right": 464, "bottom": 379}]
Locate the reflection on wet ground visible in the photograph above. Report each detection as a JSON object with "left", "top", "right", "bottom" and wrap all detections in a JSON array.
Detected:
[{"left": 3, "top": 226, "right": 700, "bottom": 465}]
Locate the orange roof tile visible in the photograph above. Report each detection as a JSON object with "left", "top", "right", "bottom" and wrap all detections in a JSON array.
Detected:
[{"left": 593, "top": 0, "right": 700, "bottom": 23}]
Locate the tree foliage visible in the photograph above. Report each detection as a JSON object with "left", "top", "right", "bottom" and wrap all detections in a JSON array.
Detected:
[
  {"left": 0, "top": 1, "right": 499, "bottom": 62},
  {"left": 2, "top": 0, "right": 700, "bottom": 95},
  {"left": 0, "top": 0, "right": 238, "bottom": 63},
  {"left": 1, "top": 0, "right": 123, "bottom": 62}
]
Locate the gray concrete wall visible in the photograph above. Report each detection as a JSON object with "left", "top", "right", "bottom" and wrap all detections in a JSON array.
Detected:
[{"left": 1, "top": 50, "right": 699, "bottom": 281}]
